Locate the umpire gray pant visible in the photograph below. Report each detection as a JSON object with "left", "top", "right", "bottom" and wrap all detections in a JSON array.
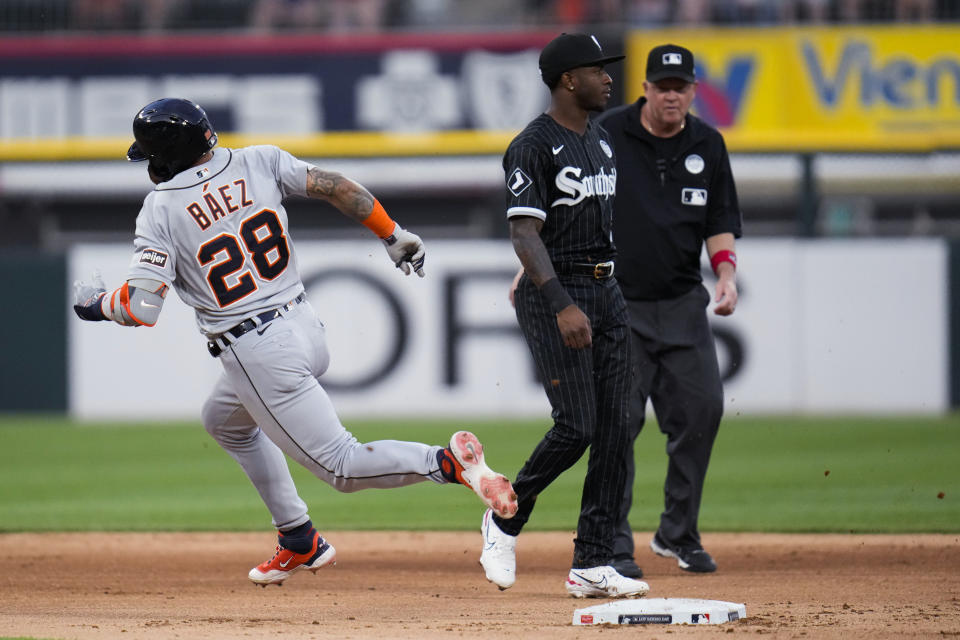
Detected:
[{"left": 613, "top": 284, "right": 723, "bottom": 556}]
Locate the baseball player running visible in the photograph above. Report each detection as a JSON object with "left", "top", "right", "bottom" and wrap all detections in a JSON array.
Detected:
[{"left": 72, "top": 98, "right": 517, "bottom": 586}]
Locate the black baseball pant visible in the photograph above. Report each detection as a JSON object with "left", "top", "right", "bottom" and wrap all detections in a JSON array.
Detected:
[
  {"left": 613, "top": 284, "right": 723, "bottom": 557},
  {"left": 494, "top": 273, "right": 633, "bottom": 569}
]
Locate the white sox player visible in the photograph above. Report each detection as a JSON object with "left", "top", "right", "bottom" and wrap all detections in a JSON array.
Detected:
[{"left": 73, "top": 98, "right": 517, "bottom": 586}]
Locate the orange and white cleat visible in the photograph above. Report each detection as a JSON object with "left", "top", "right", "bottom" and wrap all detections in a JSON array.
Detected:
[
  {"left": 441, "top": 430, "right": 518, "bottom": 519},
  {"left": 248, "top": 528, "right": 336, "bottom": 586}
]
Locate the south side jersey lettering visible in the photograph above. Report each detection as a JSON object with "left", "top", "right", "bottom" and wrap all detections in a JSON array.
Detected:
[
  {"left": 186, "top": 178, "right": 255, "bottom": 231},
  {"left": 551, "top": 166, "right": 617, "bottom": 207}
]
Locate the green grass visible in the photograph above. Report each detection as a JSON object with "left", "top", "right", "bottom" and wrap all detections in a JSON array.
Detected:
[{"left": 0, "top": 414, "right": 957, "bottom": 533}]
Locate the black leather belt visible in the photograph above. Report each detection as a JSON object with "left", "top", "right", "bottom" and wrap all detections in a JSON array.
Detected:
[
  {"left": 555, "top": 261, "right": 615, "bottom": 279},
  {"left": 207, "top": 293, "right": 305, "bottom": 357}
]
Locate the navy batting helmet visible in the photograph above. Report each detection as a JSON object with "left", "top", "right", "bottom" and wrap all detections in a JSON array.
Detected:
[{"left": 127, "top": 98, "right": 218, "bottom": 182}]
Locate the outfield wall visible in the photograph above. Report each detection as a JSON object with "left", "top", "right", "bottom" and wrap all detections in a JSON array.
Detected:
[{"left": 66, "top": 238, "right": 947, "bottom": 420}]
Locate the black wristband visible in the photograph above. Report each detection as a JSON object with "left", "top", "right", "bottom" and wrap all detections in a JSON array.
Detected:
[{"left": 540, "top": 277, "right": 574, "bottom": 314}]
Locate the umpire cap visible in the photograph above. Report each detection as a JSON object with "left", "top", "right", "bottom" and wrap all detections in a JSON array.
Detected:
[
  {"left": 646, "top": 44, "right": 696, "bottom": 83},
  {"left": 539, "top": 33, "right": 625, "bottom": 87}
]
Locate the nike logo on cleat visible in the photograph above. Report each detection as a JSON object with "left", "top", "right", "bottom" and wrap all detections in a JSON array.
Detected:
[
  {"left": 483, "top": 532, "right": 503, "bottom": 552},
  {"left": 279, "top": 556, "right": 294, "bottom": 568},
  {"left": 570, "top": 572, "right": 607, "bottom": 588}
]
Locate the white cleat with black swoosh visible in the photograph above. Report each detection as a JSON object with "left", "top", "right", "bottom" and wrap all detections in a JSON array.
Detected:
[{"left": 565, "top": 566, "right": 650, "bottom": 599}]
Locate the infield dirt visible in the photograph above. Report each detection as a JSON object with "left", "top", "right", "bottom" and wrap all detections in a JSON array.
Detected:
[{"left": 1, "top": 531, "right": 957, "bottom": 639}]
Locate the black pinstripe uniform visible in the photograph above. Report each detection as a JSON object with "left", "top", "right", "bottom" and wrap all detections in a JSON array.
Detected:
[{"left": 497, "top": 113, "right": 632, "bottom": 568}]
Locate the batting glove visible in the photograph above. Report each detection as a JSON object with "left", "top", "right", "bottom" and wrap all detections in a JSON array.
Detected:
[
  {"left": 383, "top": 226, "right": 426, "bottom": 277},
  {"left": 73, "top": 270, "right": 107, "bottom": 321}
]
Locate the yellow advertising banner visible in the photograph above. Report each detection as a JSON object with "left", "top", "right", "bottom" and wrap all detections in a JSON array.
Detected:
[{"left": 626, "top": 26, "right": 960, "bottom": 152}]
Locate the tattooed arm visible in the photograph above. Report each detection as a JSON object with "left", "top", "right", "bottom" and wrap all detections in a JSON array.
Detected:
[
  {"left": 305, "top": 166, "right": 375, "bottom": 222},
  {"left": 510, "top": 216, "right": 591, "bottom": 349},
  {"left": 509, "top": 217, "right": 556, "bottom": 288},
  {"left": 305, "top": 165, "right": 426, "bottom": 277}
]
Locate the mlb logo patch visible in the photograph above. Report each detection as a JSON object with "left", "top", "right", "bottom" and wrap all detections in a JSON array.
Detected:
[
  {"left": 681, "top": 188, "right": 707, "bottom": 206},
  {"left": 507, "top": 167, "right": 532, "bottom": 197},
  {"left": 196, "top": 167, "right": 210, "bottom": 179},
  {"left": 663, "top": 52, "right": 683, "bottom": 65}
]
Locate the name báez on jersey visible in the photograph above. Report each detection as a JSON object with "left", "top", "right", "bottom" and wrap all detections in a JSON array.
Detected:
[
  {"left": 551, "top": 166, "right": 617, "bottom": 208},
  {"left": 186, "top": 178, "right": 254, "bottom": 230}
]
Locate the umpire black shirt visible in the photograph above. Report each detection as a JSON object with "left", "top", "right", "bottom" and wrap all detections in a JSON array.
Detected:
[
  {"left": 597, "top": 98, "right": 742, "bottom": 301},
  {"left": 503, "top": 113, "right": 618, "bottom": 265}
]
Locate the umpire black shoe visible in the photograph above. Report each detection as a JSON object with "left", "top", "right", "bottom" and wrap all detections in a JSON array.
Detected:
[
  {"left": 650, "top": 532, "right": 717, "bottom": 573},
  {"left": 611, "top": 556, "right": 644, "bottom": 579}
]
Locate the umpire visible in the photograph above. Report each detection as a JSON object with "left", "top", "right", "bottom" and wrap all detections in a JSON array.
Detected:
[
  {"left": 596, "top": 44, "right": 742, "bottom": 576},
  {"left": 479, "top": 33, "right": 648, "bottom": 599}
]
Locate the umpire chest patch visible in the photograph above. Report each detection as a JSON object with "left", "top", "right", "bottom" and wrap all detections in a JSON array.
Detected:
[
  {"left": 139, "top": 248, "right": 169, "bottom": 268},
  {"left": 684, "top": 154, "right": 705, "bottom": 174},
  {"left": 681, "top": 188, "right": 708, "bottom": 206}
]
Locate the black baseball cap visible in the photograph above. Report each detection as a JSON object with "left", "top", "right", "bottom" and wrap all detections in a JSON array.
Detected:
[
  {"left": 646, "top": 44, "right": 696, "bottom": 83},
  {"left": 539, "top": 33, "right": 625, "bottom": 86}
]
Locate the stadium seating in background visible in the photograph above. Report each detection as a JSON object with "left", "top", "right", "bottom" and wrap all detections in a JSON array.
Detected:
[{"left": 0, "top": 0, "right": 956, "bottom": 34}]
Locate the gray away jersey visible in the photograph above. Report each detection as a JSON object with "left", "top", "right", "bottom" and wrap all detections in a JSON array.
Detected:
[{"left": 125, "top": 145, "right": 310, "bottom": 335}]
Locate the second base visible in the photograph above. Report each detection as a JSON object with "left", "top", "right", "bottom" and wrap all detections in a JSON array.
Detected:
[{"left": 573, "top": 598, "right": 746, "bottom": 626}]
